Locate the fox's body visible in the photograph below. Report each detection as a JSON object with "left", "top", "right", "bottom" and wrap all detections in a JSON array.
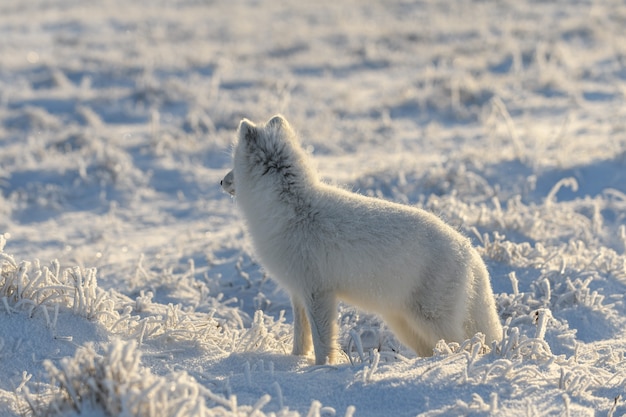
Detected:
[{"left": 222, "top": 115, "right": 502, "bottom": 364}]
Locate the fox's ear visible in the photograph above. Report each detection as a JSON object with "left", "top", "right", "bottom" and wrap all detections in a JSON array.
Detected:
[
  {"left": 239, "top": 119, "right": 257, "bottom": 142},
  {"left": 266, "top": 114, "right": 287, "bottom": 129}
]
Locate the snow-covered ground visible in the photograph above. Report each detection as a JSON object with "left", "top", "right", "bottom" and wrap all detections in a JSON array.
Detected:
[{"left": 1, "top": 0, "right": 626, "bottom": 415}]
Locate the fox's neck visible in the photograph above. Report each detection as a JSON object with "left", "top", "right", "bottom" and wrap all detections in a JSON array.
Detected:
[{"left": 243, "top": 168, "right": 318, "bottom": 222}]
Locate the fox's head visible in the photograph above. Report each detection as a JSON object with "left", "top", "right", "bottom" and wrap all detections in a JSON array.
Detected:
[{"left": 222, "top": 115, "right": 316, "bottom": 199}]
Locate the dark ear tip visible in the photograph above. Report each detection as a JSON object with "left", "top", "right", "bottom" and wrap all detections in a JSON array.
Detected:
[
  {"left": 267, "top": 114, "right": 286, "bottom": 128},
  {"left": 239, "top": 118, "right": 255, "bottom": 130},
  {"left": 239, "top": 119, "right": 257, "bottom": 141}
]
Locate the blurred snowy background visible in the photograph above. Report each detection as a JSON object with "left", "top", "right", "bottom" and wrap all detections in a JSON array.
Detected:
[{"left": 1, "top": 0, "right": 626, "bottom": 415}]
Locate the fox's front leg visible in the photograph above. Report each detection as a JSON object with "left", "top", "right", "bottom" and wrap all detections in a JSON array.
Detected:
[
  {"left": 291, "top": 296, "right": 313, "bottom": 356},
  {"left": 305, "top": 290, "right": 338, "bottom": 365}
]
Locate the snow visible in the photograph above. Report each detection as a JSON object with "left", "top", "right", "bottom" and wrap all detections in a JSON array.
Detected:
[{"left": 1, "top": 0, "right": 626, "bottom": 415}]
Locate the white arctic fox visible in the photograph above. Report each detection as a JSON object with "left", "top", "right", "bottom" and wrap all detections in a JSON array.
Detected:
[{"left": 222, "top": 115, "right": 502, "bottom": 365}]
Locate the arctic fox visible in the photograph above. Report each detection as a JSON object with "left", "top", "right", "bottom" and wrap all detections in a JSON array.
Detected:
[{"left": 222, "top": 115, "right": 502, "bottom": 365}]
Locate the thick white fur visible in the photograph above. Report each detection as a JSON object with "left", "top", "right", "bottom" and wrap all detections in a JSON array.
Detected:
[{"left": 222, "top": 115, "right": 502, "bottom": 365}]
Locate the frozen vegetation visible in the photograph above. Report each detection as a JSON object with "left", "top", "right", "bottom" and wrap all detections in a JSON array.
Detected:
[{"left": 1, "top": 0, "right": 626, "bottom": 415}]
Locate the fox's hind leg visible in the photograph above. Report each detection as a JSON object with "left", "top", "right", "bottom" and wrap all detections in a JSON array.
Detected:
[
  {"left": 383, "top": 313, "right": 435, "bottom": 357},
  {"left": 291, "top": 296, "right": 313, "bottom": 356},
  {"left": 304, "top": 290, "right": 338, "bottom": 365},
  {"left": 384, "top": 292, "right": 467, "bottom": 357}
]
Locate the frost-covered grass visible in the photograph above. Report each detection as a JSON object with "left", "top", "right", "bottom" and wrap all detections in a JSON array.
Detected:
[{"left": 1, "top": 0, "right": 626, "bottom": 415}]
